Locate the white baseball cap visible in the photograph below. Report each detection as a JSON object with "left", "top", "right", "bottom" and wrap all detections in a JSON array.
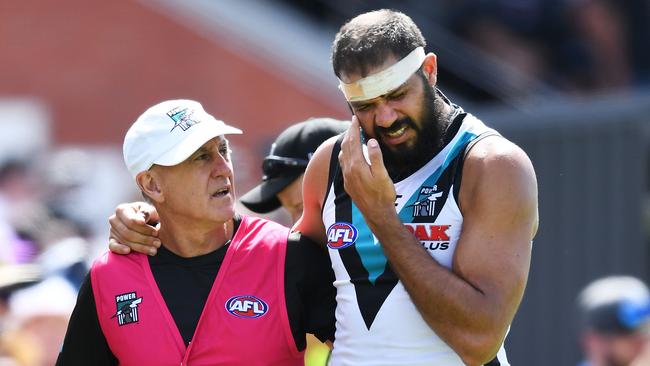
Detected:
[{"left": 123, "top": 99, "right": 242, "bottom": 178}]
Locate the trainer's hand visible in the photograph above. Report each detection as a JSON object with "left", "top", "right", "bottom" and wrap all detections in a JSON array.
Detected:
[
  {"left": 108, "top": 202, "right": 161, "bottom": 256},
  {"left": 339, "top": 117, "right": 396, "bottom": 217}
]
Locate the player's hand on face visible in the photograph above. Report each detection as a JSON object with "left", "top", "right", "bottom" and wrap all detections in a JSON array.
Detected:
[
  {"left": 339, "top": 116, "right": 396, "bottom": 215},
  {"left": 108, "top": 202, "right": 161, "bottom": 256}
]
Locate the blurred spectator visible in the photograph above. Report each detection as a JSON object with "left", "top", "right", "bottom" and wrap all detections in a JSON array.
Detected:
[
  {"left": 34, "top": 235, "right": 88, "bottom": 291},
  {"left": 284, "top": 0, "right": 650, "bottom": 99},
  {"left": 8, "top": 204, "right": 89, "bottom": 291},
  {"left": 447, "top": 0, "right": 564, "bottom": 94},
  {"left": 240, "top": 118, "right": 349, "bottom": 223},
  {"left": 0, "top": 264, "right": 41, "bottom": 366},
  {"left": 0, "top": 264, "right": 41, "bottom": 323},
  {"left": 0, "top": 147, "right": 124, "bottom": 365},
  {"left": 0, "top": 160, "right": 39, "bottom": 215},
  {"left": 577, "top": 276, "right": 650, "bottom": 366},
  {"left": 445, "top": 0, "right": 649, "bottom": 95},
  {"left": 0, "top": 160, "right": 39, "bottom": 265},
  {"left": 41, "top": 148, "right": 97, "bottom": 240},
  {"left": 0, "top": 222, "right": 33, "bottom": 267},
  {"left": 2, "top": 275, "right": 76, "bottom": 366},
  {"left": 566, "top": 0, "right": 631, "bottom": 91}
]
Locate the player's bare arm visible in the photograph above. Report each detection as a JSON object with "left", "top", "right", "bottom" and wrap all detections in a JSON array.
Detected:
[
  {"left": 340, "top": 119, "right": 538, "bottom": 365},
  {"left": 291, "top": 136, "right": 338, "bottom": 246}
]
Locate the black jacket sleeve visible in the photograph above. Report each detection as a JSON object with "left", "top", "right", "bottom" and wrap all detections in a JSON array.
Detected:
[
  {"left": 55, "top": 272, "right": 118, "bottom": 366},
  {"left": 285, "top": 232, "right": 337, "bottom": 347}
]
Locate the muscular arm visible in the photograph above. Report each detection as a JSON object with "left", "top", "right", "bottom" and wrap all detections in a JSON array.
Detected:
[
  {"left": 341, "top": 121, "right": 538, "bottom": 365},
  {"left": 292, "top": 136, "right": 337, "bottom": 245}
]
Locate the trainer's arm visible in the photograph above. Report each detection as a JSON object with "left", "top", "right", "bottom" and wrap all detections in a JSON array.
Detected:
[
  {"left": 56, "top": 274, "right": 118, "bottom": 366},
  {"left": 341, "top": 122, "right": 537, "bottom": 365}
]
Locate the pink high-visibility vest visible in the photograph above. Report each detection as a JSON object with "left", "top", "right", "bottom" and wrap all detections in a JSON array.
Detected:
[{"left": 92, "top": 215, "right": 303, "bottom": 366}]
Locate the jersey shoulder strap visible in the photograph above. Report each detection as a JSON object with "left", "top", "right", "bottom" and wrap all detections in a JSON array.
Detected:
[
  {"left": 321, "top": 134, "right": 344, "bottom": 216},
  {"left": 453, "top": 130, "right": 503, "bottom": 201}
]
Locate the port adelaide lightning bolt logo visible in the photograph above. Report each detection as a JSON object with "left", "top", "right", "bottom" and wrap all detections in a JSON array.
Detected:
[
  {"left": 167, "top": 106, "right": 200, "bottom": 132},
  {"left": 407, "top": 185, "right": 443, "bottom": 218},
  {"left": 112, "top": 291, "right": 143, "bottom": 326}
]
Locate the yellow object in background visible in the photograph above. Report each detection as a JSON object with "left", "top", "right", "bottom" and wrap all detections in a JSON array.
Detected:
[{"left": 305, "top": 334, "right": 330, "bottom": 366}]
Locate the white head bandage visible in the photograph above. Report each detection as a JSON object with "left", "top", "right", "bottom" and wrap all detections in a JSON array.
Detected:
[{"left": 338, "top": 47, "right": 426, "bottom": 102}]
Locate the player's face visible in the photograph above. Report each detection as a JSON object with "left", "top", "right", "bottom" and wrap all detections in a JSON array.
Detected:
[
  {"left": 153, "top": 136, "right": 236, "bottom": 225},
  {"left": 343, "top": 57, "right": 444, "bottom": 179}
]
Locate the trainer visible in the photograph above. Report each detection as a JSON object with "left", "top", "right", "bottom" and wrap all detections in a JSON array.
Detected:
[{"left": 56, "top": 100, "right": 335, "bottom": 366}]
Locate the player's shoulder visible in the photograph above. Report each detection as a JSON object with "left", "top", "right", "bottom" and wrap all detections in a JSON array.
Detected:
[
  {"left": 310, "top": 134, "right": 342, "bottom": 163},
  {"left": 303, "top": 134, "right": 343, "bottom": 193},
  {"left": 460, "top": 134, "right": 537, "bottom": 208},
  {"left": 464, "top": 134, "right": 533, "bottom": 176},
  {"left": 460, "top": 133, "right": 539, "bottom": 236}
]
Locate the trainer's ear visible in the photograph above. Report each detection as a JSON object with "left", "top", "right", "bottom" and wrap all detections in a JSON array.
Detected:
[
  {"left": 421, "top": 53, "right": 438, "bottom": 86},
  {"left": 136, "top": 170, "right": 164, "bottom": 203}
]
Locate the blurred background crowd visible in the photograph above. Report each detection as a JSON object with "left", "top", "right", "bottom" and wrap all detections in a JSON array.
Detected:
[
  {"left": 285, "top": 0, "right": 650, "bottom": 100},
  {"left": 1, "top": 0, "right": 649, "bottom": 365}
]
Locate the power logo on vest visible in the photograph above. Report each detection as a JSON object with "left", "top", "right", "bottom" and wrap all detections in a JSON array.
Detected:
[
  {"left": 225, "top": 295, "right": 268, "bottom": 318},
  {"left": 327, "top": 222, "right": 358, "bottom": 249},
  {"left": 111, "top": 291, "right": 143, "bottom": 326}
]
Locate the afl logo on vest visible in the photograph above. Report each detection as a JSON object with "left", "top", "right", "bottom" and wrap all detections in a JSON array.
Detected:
[
  {"left": 327, "top": 222, "right": 358, "bottom": 249},
  {"left": 225, "top": 295, "right": 268, "bottom": 318}
]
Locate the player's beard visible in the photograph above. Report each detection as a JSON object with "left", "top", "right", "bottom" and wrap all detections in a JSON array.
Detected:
[{"left": 377, "top": 83, "right": 447, "bottom": 182}]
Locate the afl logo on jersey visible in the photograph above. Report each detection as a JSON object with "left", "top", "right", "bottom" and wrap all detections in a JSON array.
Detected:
[
  {"left": 225, "top": 295, "right": 268, "bottom": 318},
  {"left": 327, "top": 222, "right": 358, "bottom": 249}
]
